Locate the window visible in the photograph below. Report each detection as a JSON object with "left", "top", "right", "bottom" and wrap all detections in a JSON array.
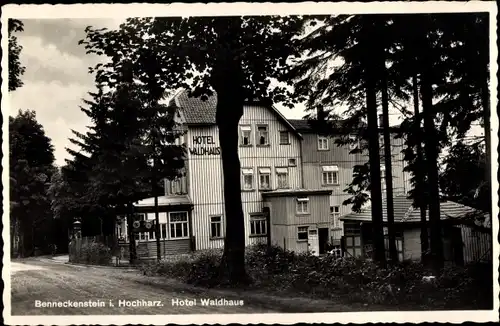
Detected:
[
  {"left": 167, "top": 177, "right": 186, "bottom": 195},
  {"left": 322, "top": 165, "right": 339, "bottom": 185},
  {"left": 330, "top": 206, "right": 341, "bottom": 228},
  {"left": 296, "top": 196, "right": 309, "bottom": 214},
  {"left": 132, "top": 214, "right": 148, "bottom": 241},
  {"left": 288, "top": 158, "right": 297, "bottom": 167},
  {"left": 279, "top": 131, "right": 290, "bottom": 144},
  {"left": 380, "top": 164, "right": 386, "bottom": 192},
  {"left": 297, "top": 226, "right": 308, "bottom": 240},
  {"left": 169, "top": 212, "right": 189, "bottom": 239},
  {"left": 318, "top": 135, "right": 329, "bottom": 150},
  {"left": 210, "top": 216, "right": 223, "bottom": 239},
  {"left": 276, "top": 167, "right": 289, "bottom": 189},
  {"left": 384, "top": 231, "right": 404, "bottom": 262},
  {"left": 257, "top": 125, "right": 269, "bottom": 145},
  {"left": 242, "top": 168, "right": 254, "bottom": 190},
  {"left": 258, "top": 167, "right": 271, "bottom": 190},
  {"left": 240, "top": 125, "right": 252, "bottom": 146},
  {"left": 250, "top": 214, "right": 267, "bottom": 236}
]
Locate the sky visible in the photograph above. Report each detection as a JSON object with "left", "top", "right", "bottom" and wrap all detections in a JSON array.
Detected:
[
  {"left": 9, "top": 18, "right": 312, "bottom": 167},
  {"left": 9, "top": 18, "right": 483, "bottom": 167}
]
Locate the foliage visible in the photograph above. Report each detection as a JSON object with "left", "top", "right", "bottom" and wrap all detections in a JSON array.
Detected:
[
  {"left": 8, "top": 19, "right": 25, "bottom": 91},
  {"left": 9, "top": 110, "right": 55, "bottom": 257},
  {"left": 439, "top": 141, "right": 490, "bottom": 212},
  {"left": 71, "top": 241, "right": 113, "bottom": 266},
  {"left": 140, "top": 244, "right": 492, "bottom": 309},
  {"left": 79, "top": 16, "right": 305, "bottom": 281}
]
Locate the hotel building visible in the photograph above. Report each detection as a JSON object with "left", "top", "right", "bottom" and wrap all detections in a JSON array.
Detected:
[{"left": 115, "top": 90, "right": 410, "bottom": 258}]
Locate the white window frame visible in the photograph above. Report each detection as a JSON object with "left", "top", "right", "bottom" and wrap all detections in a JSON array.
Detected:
[
  {"left": 241, "top": 168, "right": 254, "bottom": 191},
  {"left": 318, "top": 135, "right": 329, "bottom": 150},
  {"left": 276, "top": 167, "right": 289, "bottom": 189},
  {"left": 297, "top": 226, "right": 309, "bottom": 241},
  {"left": 331, "top": 206, "right": 341, "bottom": 228},
  {"left": 168, "top": 211, "right": 189, "bottom": 239},
  {"left": 210, "top": 215, "right": 223, "bottom": 239},
  {"left": 250, "top": 214, "right": 267, "bottom": 236},
  {"left": 296, "top": 196, "right": 309, "bottom": 214},
  {"left": 240, "top": 125, "right": 252, "bottom": 146},
  {"left": 322, "top": 165, "right": 339, "bottom": 185},
  {"left": 279, "top": 131, "right": 290, "bottom": 145},
  {"left": 256, "top": 125, "right": 269, "bottom": 146},
  {"left": 258, "top": 167, "right": 271, "bottom": 190}
]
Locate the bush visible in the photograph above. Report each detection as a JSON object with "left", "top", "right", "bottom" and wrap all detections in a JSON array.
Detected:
[
  {"left": 140, "top": 244, "right": 492, "bottom": 309},
  {"left": 73, "top": 241, "right": 112, "bottom": 266}
]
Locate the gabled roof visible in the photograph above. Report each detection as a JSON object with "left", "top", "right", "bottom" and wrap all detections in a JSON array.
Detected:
[
  {"left": 169, "top": 90, "right": 302, "bottom": 138},
  {"left": 288, "top": 119, "right": 348, "bottom": 133},
  {"left": 340, "top": 194, "right": 490, "bottom": 228}
]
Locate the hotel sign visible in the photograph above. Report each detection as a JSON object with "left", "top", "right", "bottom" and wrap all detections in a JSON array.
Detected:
[{"left": 189, "top": 135, "right": 221, "bottom": 156}]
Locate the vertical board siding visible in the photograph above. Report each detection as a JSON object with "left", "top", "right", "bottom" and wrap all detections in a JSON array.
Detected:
[
  {"left": 300, "top": 132, "right": 411, "bottom": 240},
  {"left": 186, "top": 105, "right": 303, "bottom": 250},
  {"left": 460, "top": 225, "right": 492, "bottom": 264}
]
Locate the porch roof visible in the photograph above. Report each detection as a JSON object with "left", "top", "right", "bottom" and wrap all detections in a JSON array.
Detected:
[
  {"left": 339, "top": 194, "right": 490, "bottom": 228},
  {"left": 261, "top": 188, "right": 332, "bottom": 198},
  {"left": 134, "top": 195, "right": 193, "bottom": 207}
]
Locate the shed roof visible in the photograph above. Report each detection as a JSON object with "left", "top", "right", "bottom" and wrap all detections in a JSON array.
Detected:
[
  {"left": 340, "top": 194, "right": 490, "bottom": 228},
  {"left": 134, "top": 195, "right": 193, "bottom": 207},
  {"left": 261, "top": 188, "right": 332, "bottom": 198}
]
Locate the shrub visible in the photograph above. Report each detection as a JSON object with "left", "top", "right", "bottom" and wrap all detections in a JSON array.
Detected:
[
  {"left": 73, "top": 241, "right": 112, "bottom": 265},
  {"left": 140, "top": 244, "right": 492, "bottom": 309}
]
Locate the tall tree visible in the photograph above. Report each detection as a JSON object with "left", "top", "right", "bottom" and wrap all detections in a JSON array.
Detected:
[
  {"left": 9, "top": 110, "right": 55, "bottom": 257},
  {"left": 375, "top": 17, "right": 398, "bottom": 263},
  {"left": 284, "top": 15, "right": 387, "bottom": 264},
  {"left": 8, "top": 19, "right": 25, "bottom": 92},
  {"left": 80, "top": 16, "right": 303, "bottom": 283}
]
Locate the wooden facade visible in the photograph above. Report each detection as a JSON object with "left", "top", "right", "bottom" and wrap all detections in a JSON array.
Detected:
[
  {"left": 263, "top": 189, "right": 331, "bottom": 254},
  {"left": 288, "top": 120, "right": 411, "bottom": 242},
  {"left": 116, "top": 91, "right": 412, "bottom": 257},
  {"left": 340, "top": 195, "right": 492, "bottom": 264}
]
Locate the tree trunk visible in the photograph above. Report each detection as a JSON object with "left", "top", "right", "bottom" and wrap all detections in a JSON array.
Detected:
[
  {"left": 127, "top": 202, "right": 137, "bottom": 264},
  {"left": 380, "top": 50, "right": 398, "bottom": 263},
  {"left": 362, "top": 16, "right": 386, "bottom": 266},
  {"left": 212, "top": 28, "right": 249, "bottom": 284},
  {"left": 419, "top": 41, "right": 444, "bottom": 273},
  {"left": 412, "top": 74, "right": 429, "bottom": 264},
  {"left": 481, "top": 70, "right": 491, "bottom": 215},
  {"left": 152, "top": 159, "right": 161, "bottom": 261}
]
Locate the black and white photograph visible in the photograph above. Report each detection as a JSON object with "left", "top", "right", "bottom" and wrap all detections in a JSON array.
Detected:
[{"left": 2, "top": 2, "right": 498, "bottom": 325}]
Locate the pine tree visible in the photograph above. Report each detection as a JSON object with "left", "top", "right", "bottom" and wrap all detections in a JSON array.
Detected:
[{"left": 9, "top": 110, "right": 55, "bottom": 257}]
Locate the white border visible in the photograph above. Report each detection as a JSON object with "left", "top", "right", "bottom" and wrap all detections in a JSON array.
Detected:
[{"left": 2, "top": 2, "right": 498, "bottom": 325}]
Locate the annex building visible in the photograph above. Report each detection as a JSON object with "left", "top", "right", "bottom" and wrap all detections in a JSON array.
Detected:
[{"left": 115, "top": 90, "right": 410, "bottom": 258}]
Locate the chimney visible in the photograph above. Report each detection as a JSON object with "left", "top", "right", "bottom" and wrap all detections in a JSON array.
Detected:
[{"left": 378, "top": 114, "right": 384, "bottom": 128}]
